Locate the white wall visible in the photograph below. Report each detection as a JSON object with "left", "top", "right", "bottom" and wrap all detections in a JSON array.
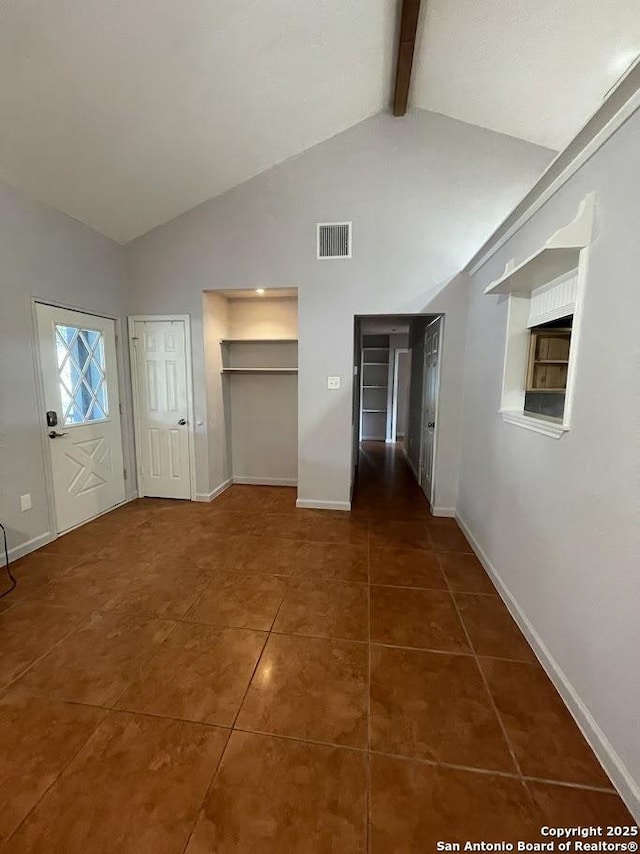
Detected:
[
  {"left": 228, "top": 374, "right": 298, "bottom": 485},
  {"left": 127, "top": 109, "right": 553, "bottom": 509},
  {"left": 202, "top": 291, "right": 229, "bottom": 498},
  {"left": 0, "top": 180, "right": 133, "bottom": 559},
  {"left": 227, "top": 297, "right": 298, "bottom": 339},
  {"left": 457, "top": 111, "right": 640, "bottom": 816},
  {"left": 395, "top": 352, "right": 410, "bottom": 438}
]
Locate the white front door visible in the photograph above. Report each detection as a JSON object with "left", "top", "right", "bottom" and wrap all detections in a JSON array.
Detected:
[
  {"left": 419, "top": 318, "right": 441, "bottom": 504},
  {"left": 36, "top": 303, "right": 126, "bottom": 534},
  {"left": 130, "top": 319, "right": 192, "bottom": 500}
]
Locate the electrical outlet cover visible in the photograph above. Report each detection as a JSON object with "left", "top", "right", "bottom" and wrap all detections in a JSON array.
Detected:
[{"left": 327, "top": 376, "right": 341, "bottom": 390}]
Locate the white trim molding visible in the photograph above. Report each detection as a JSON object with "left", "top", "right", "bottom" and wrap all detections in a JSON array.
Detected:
[
  {"left": 485, "top": 193, "right": 595, "bottom": 296},
  {"left": 466, "top": 67, "right": 640, "bottom": 277},
  {"left": 1, "top": 532, "right": 55, "bottom": 566},
  {"left": 489, "top": 195, "right": 594, "bottom": 438},
  {"left": 431, "top": 506, "right": 456, "bottom": 518},
  {"left": 296, "top": 498, "right": 351, "bottom": 512},
  {"left": 456, "top": 513, "right": 640, "bottom": 822},
  {"left": 500, "top": 410, "right": 568, "bottom": 439},
  {"left": 194, "top": 478, "right": 233, "bottom": 503}
]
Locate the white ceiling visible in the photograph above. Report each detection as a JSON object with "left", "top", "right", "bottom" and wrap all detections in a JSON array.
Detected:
[
  {"left": 216, "top": 288, "right": 298, "bottom": 300},
  {"left": 414, "top": 0, "right": 639, "bottom": 151},
  {"left": 1, "top": 0, "right": 638, "bottom": 243}
]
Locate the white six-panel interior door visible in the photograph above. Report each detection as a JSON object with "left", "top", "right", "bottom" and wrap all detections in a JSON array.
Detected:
[
  {"left": 35, "top": 303, "right": 126, "bottom": 533},
  {"left": 129, "top": 317, "right": 193, "bottom": 500}
]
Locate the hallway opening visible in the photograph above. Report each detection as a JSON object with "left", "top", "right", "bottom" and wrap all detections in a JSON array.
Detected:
[{"left": 353, "top": 313, "right": 443, "bottom": 513}]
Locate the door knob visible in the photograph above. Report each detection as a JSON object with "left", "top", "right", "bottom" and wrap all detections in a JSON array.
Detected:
[
  {"left": 177, "top": 419, "right": 187, "bottom": 426},
  {"left": 48, "top": 430, "right": 68, "bottom": 439},
  {"left": 428, "top": 422, "right": 435, "bottom": 428}
]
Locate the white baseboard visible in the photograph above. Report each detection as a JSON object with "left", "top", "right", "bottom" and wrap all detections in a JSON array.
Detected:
[
  {"left": 0, "top": 492, "right": 141, "bottom": 565},
  {"left": 233, "top": 476, "right": 297, "bottom": 487},
  {"left": 431, "top": 506, "right": 456, "bottom": 517},
  {"left": 1, "top": 531, "right": 55, "bottom": 566},
  {"left": 456, "top": 513, "right": 640, "bottom": 822},
  {"left": 296, "top": 498, "right": 352, "bottom": 512},
  {"left": 195, "top": 478, "right": 232, "bottom": 503}
]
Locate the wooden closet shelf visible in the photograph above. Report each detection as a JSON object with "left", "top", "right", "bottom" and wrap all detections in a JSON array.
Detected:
[
  {"left": 220, "top": 338, "right": 298, "bottom": 344},
  {"left": 221, "top": 367, "right": 298, "bottom": 374}
]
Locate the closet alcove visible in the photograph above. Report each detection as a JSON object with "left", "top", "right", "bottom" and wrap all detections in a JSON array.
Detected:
[{"left": 204, "top": 288, "right": 298, "bottom": 487}]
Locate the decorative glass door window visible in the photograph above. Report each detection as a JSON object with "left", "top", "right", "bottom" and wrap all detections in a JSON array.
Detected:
[{"left": 55, "top": 324, "right": 109, "bottom": 425}]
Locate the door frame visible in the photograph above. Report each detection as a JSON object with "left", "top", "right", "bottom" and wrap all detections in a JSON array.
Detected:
[
  {"left": 128, "top": 314, "right": 197, "bottom": 501},
  {"left": 390, "top": 347, "right": 409, "bottom": 443},
  {"left": 418, "top": 316, "right": 443, "bottom": 507},
  {"left": 30, "top": 296, "right": 132, "bottom": 540}
]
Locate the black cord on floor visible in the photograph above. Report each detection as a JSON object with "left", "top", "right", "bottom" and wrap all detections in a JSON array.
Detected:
[{"left": 0, "top": 522, "right": 17, "bottom": 599}]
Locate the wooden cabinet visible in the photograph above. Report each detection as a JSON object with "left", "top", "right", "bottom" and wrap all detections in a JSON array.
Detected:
[{"left": 526, "top": 328, "right": 571, "bottom": 393}]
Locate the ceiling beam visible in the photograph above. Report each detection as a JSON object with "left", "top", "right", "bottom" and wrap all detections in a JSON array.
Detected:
[{"left": 392, "top": 0, "right": 421, "bottom": 117}]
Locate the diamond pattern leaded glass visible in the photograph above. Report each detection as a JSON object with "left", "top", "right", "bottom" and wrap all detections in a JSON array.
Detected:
[{"left": 55, "top": 324, "right": 109, "bottom": 425}]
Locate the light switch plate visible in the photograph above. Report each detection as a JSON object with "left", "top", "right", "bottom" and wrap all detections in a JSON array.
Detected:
[
  {"left": 20, "top": 494, "right": 32, "bottom": 512},
  {"left": 327, "top": 376, "right": 341, "bottom": 390}
]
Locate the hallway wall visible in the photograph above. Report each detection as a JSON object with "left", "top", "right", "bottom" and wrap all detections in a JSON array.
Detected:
[
  {"left": 395, "top": 352, "right": 409, "bottom": 438},
  {"left": 457, "top": 110, "right": 640, "bottom": 817},
  {"left": 127, "top": 109, "right": 553, "bottom": 510},
  {"left": 0, "top": 180, "right": 134, "bottom": 560}
]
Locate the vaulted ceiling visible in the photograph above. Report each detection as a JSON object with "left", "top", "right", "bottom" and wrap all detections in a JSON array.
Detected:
[{"left": 1, "top": 0, "right": 638, "bottom": 243}]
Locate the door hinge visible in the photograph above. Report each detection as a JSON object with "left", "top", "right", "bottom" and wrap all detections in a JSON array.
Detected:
[
  {"left": 123, "top": 468, "right": 127, "bottom": 480},
  {"left": 119, "top": 403, "right": 122, "bottom": 415}
]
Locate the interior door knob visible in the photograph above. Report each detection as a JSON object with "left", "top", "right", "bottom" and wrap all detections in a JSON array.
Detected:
[
  {"left": 48, "top": 430, "right": 68, "bottom": 439},
  {"left": 178, "top": 419, "right": 187, "bottom": 426},
  {"left": 428, "top": 422, "right": 435, "bottom": 428}
]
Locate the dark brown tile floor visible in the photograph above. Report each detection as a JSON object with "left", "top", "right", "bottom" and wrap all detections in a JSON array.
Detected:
[{"left": 0, "top": 441, "right": 635, "bottom": 852}]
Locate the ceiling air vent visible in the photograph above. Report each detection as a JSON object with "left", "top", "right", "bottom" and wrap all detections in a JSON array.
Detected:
[{"left": 317, "top": 222, "right": 352, "bottom": 260}]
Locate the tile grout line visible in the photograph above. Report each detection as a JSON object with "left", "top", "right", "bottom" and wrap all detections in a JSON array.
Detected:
[
  {"left": 0, "top": 614, "right": 91, "bottom": 697},
  {"left": 4, "top": 701, "right": 111, "bottom": 845},
  {"left": 367, "top": 748, "right": 619, "bottom": 792},
  {"left": 370, "top": 580, "right": 497, "bottom": 596},
  {"left": 178, "top": 726, "right": 231, "bottom": 854},
  {"left": 444, "top": 570, "right": 528, "bottom": 782},
  {"left": 226, "top": 530, "right": 289, "bottom": 735},
  {"left": 179, "top": 495, "right": 285, "bottom": 854}
]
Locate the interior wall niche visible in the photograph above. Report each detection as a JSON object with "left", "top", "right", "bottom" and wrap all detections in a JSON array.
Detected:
[
  {"left": 484, "top": 193, "right": 595, "bottom": 439},
  {"left": 203, "top": 290, "right": 298, "bottom": 489}
]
